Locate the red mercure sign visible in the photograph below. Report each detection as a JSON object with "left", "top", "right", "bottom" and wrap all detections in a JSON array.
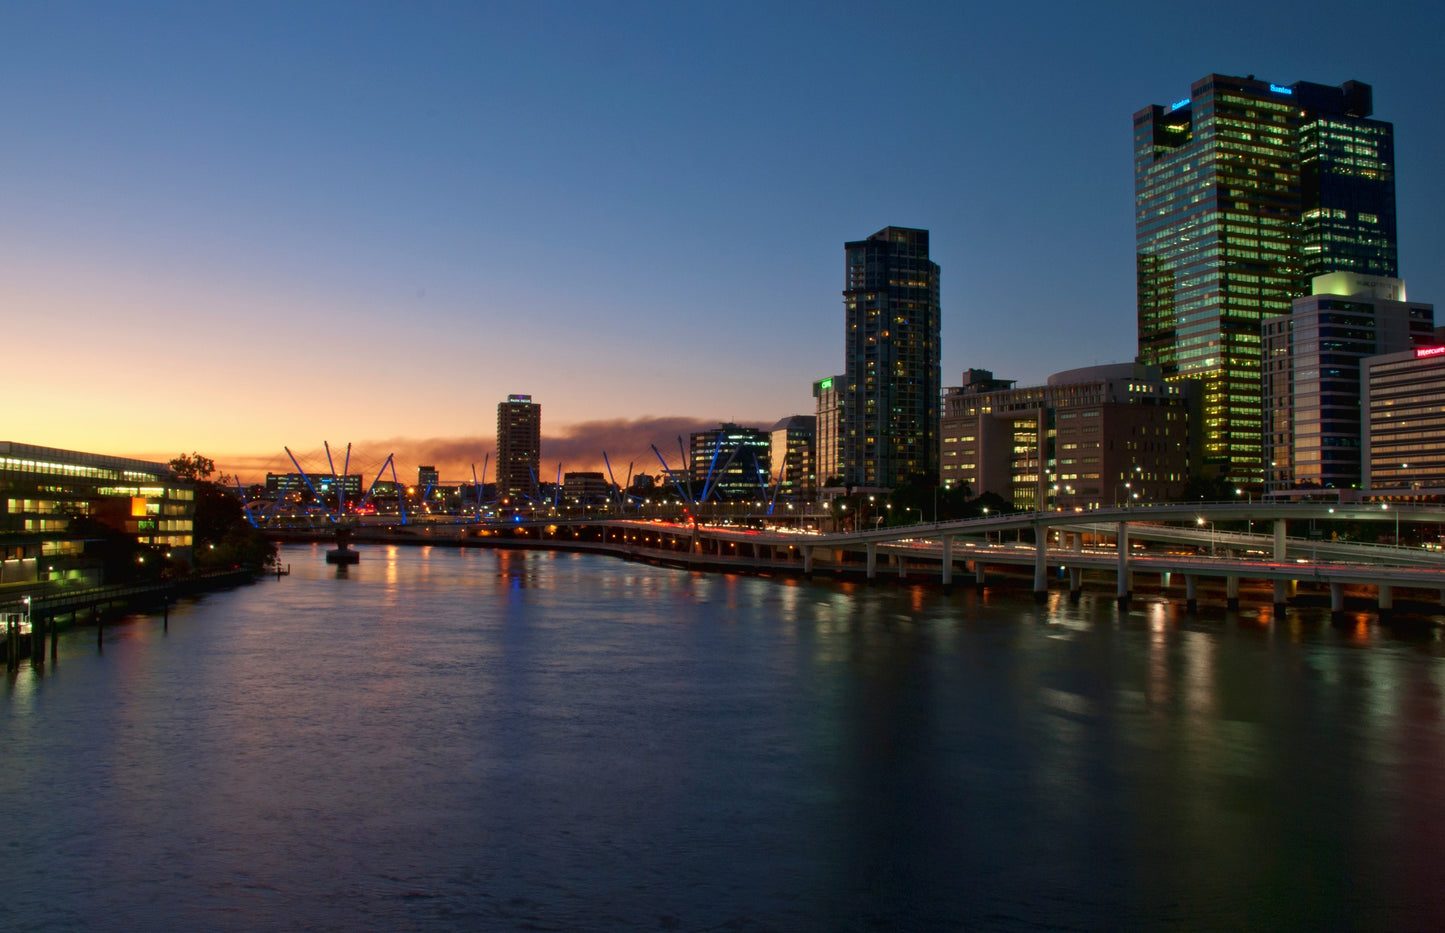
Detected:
[{"left": 1414, "top": 346, "right": 1445, "bottom": 358}]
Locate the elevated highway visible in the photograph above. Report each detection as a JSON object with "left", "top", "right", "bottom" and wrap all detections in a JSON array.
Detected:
[{"left": 275, "top": 500, "right": 1445, "bottom": 617}]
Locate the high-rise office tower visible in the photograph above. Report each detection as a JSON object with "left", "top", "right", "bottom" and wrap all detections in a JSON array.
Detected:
[
  {"left": 812, "top": 375, "right": 844, "bottom": 488},
  {"left": 842, "top": 227, "right": 941, "bottom": 489},
  {"left": 496, "top": 394, "right": 541, "bottom": 503},
  {"left": 1135, "top": 74, "right": 1396, "bottom": 485}
]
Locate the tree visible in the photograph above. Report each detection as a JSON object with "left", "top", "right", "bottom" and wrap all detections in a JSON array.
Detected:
[
  {"left": 174, "top": 453, "right": 275, "bottom": 571},
  {"left": 169, "top": 452, "right": 215, "bottom": 482}
]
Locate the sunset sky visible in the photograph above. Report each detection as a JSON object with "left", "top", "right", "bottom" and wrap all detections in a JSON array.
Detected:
[{"left": 5, "top": 2, "right": 1443, "bottom": 483}]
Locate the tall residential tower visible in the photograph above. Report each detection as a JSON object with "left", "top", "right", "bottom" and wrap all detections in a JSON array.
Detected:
[
  {"left": 496, "top": 394, "right": 541, "bottom": 504},
  {"left": 1134, "top": 74, "right": 1396, "bottom": 485},
  {"left": 842, "top": 227, "right": 941, "bottom": 489}
]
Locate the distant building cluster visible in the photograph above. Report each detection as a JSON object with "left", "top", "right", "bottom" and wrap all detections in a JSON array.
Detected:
[{"left": 254, "top": 71, "right": 1445, "bottom": 517}]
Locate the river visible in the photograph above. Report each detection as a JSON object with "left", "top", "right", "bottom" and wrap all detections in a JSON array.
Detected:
[{"left": 3, "top": 543, "right": 1444, "bottom": 931}]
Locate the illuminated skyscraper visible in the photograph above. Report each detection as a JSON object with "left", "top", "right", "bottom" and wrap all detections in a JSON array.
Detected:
[
  {"left": 496, "top": 394, "right": 540, "bottom": 503},
  {"left": 1135, "top": 74, "right": 1396, "bottom": 485},
  {"left": 842, "top": 227, "right": 941, "bottom": 489}
]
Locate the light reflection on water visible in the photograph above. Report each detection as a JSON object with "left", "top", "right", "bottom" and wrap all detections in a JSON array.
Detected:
[{"left": 2, "top": 543, "right": 1444, "bottom": 931}]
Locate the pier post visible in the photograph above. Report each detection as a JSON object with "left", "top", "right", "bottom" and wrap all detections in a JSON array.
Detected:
[
  {"left": 1033, "top": 528, "right": 1048, "bottom": 603},
  {"left": 1185, "top": 574, "right": 1198, "bottom": 612},
  {"left": 803, "top": 547, "right": 814, "bottom": 576},
  {"left": 897, "top": 553, "right": 907, "bottom": 580},
  {"left": 1331, "top": 582, "right": 1346, "bottom": 616},
  {"left": 1274, "top": 519, "right": 1287, "bottom": 560},
  {"left": 941, "top": 536, "right": 953, "bottom": 590},
  {"left": 975, "top": 559, "right": 986, "bottom": 591},
  {"left": 866, "top": 543, "right": 877, "bottom": 582},
  {"left": 1068, "top": 567, "right": 1082, "bottom": 601},
  {"left": 1378, "top": 584, "right": 1394, "bottom": 618},
  {"left": 1273, "top": 580, "right": 1288, "bottom": 615},
  {"left": 1115, "top": 521, "right": 1131, "bottom": 606},
  {"left": 50, "top": 616, "right": 57, "bottom": 663},
  {"left": 1226, "top": 576, "right": 1240, "bottom": 610}
]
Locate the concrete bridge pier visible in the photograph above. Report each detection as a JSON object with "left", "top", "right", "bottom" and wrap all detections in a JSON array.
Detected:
[
  {"left": 897, "top": 553, "right": 907, "bottom": 580},
  {"left": 1185, "top": 574, "right": 1198, "bottom": 612},
  {"left": 1273, "top": 580, "right": 1289, "bottom": 614},
  {"left": 1068, "top": 566, "right": 1082, "bottom": 601},
  {"left": 1115, "top": 521, "right": 1131, "bottom": 606},
  {"left": 1378, "top": 584, "right": 1394, "bottom": 619},
  {"left": 1331, "top": 582, "right": 1346, "bottom": 616},
  {"left": 803, "top": 547, "right": 814, "bottom": 576},
  {"left": 974, "top": 560, "right": 986, "bottom": 591},
  {"left": 1033, "top": 531, "right": 1049, "bottom": 603},
  {"left": 865, "top": 543, "right": 877, "bottom": 582},
  {"left": 941, "top": 536, "right": 954, "bottom": 592},
  {"left": 1226, "top": 576, "right": 1240, "bottom": 610}
]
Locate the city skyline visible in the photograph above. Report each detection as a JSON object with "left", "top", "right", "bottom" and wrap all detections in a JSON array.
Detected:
[{"left": 5, "top": 3, "right": 1444, "bottom": 482}]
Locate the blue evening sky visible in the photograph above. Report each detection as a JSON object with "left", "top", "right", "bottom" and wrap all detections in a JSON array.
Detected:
[{"left": 3, "top": 1, "right": 1441, "bottom": 476}]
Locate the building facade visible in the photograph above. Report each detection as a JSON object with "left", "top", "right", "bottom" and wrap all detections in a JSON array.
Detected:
[
  {"left": 842, "top": 227, "right": 941, "bottom": 490},
  {"left": 688, "top": 424, "right": 771, "bottom": 500},
  {"left": 562, "top": 472, "right": 612, "bottom": 506},
  {"left": 1, "top": 442, "right": 195, "bottom": 588},
  {"left": 1263, "top": 273, "right": 1433, "bottom": 492},
  {"left": 940, "top": 364, "right": 1196, "bottom": 511},
  {"left": 1135, "top": 74, "right": 1396, "bottom": 487},
  {"left": 496, "top": 394, "right": 541, "bottom": 504},
  {"left": 768, "top": 415, "right": 816, "bottom": 500},
  {"left": 1362, "top": 346, "right": 1445, "bottom": 492},
  {"left": 812, "top": 375, "right": 844, "bottom": 489}
]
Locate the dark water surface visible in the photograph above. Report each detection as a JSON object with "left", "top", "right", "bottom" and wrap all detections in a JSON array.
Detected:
[{"left": 4, "top": 544, "right": 1445, "bottom": 931}]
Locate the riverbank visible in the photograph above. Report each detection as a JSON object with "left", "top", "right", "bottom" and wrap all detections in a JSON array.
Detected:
[{"left": 1, "top": 567, "right": 263, "bottom": 666}]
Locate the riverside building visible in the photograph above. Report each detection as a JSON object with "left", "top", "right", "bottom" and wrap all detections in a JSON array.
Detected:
[
  {"left": 1, "top": 441, "right": 195, "bottom": 588},
  {"left": 842, "top": 227, "right": 941, "bottom": 490},
  {"left": 1135, "top": 74, "right": 1396, "bottom": 487},
  {"left": 940, "top": 364, "right": 1195, "bottom": 511},
  {"left": 1362, "top": 346, "right": 1445, "bottom": 493},
  {"left": 688, "top": 424, "right": 771, "bottom": 500},
  {"left": 496, "top": 394, "right": 541, "bottom": 504},
  {"left": 1263, "top": 273, "right": 1433, "bottom": 493},
  {"left": 768, "top": 415, "right": 816, "bottom": 500},
  {"left": 812, "top": 375, "right": 844, "bottom": 490}
]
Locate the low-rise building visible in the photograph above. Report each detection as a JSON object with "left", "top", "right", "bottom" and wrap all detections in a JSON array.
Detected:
[
  {"left": 1362, "top": 345, "right": 1445, "bottom": 493},
  {"left": 1, "top": 441, "right": 195, "bottom": 588},
  {"left": 940, "top": 364, "right": 1196, "bottom": 510}
]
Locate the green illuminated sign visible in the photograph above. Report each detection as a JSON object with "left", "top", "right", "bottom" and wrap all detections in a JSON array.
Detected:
[{"left": 820, "top": 378, "right": 833, "bottom": 390}]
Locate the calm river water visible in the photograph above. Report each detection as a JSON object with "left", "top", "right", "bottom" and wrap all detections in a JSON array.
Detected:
[{"left": 3, "top": 544, "right": 1445, "bottom": 931}]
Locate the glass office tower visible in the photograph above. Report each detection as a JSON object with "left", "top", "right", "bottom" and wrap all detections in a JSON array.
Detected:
[
  {"left": 1135, "top": 74, "right": 1396, "bottom": 486},
  {"left": 842, "top": 227, "right": 941, "bottom": 489}
]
